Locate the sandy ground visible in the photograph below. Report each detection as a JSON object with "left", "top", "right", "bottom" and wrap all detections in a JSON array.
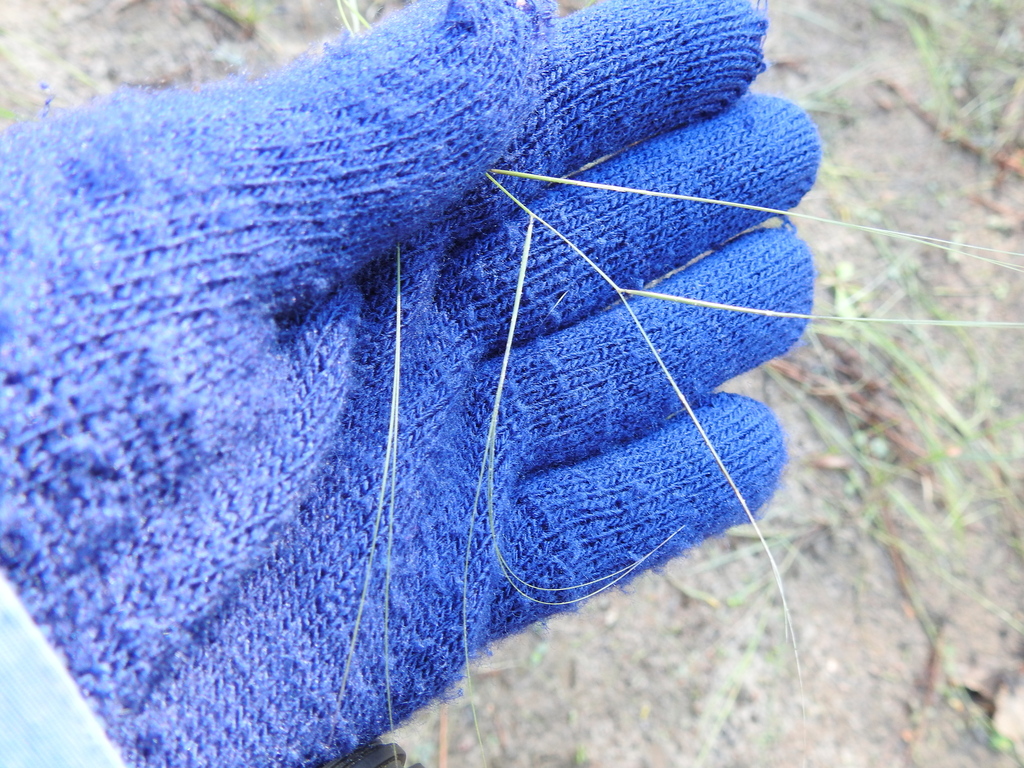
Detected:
[{"left": 2, "top": 1, "right": 1023, "bottom": 767}]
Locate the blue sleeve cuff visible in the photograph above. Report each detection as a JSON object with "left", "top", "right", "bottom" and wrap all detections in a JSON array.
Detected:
[{"left": 0, "top": 570, "right": 128, "bottom": 768}]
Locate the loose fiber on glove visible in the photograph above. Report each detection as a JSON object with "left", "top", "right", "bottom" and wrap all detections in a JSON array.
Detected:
[
  {"left": 505, "top": 227, "right": 815, "bottom": 474},
  {"left": 444, "top": 94, "right": 821, "bottom": 350}
]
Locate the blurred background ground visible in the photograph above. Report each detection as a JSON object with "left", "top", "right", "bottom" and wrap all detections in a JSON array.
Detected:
[{"left": 2, "top": 1, "right": 1023, "bottom": 766}]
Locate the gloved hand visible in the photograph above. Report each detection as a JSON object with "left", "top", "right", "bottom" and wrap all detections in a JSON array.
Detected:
[{"left": 0, "top": 0, "right": 819, "bottom": 766}]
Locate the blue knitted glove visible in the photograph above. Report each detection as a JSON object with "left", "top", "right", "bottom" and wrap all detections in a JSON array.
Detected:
[{"left": 0, "top": 0, "right": 819, "bottom": 766}]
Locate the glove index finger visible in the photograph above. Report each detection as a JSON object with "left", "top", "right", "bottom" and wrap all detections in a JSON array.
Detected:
[{"left": 503, "top": 0, "right": 768, "bottom": 187}]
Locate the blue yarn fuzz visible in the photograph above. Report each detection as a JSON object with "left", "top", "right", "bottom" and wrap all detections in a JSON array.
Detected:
[{"left": 0, "top": 0, "right": 819, "bottom": 766}]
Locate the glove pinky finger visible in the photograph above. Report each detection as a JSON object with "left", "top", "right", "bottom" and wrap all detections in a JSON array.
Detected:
[{"left": 490, "top": 392, "right": 786, "bottom": 635}]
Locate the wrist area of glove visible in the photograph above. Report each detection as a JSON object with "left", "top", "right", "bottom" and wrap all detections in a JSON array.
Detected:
[{"left": 0, "top": 272, "right": 360, "bottom": 755}]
